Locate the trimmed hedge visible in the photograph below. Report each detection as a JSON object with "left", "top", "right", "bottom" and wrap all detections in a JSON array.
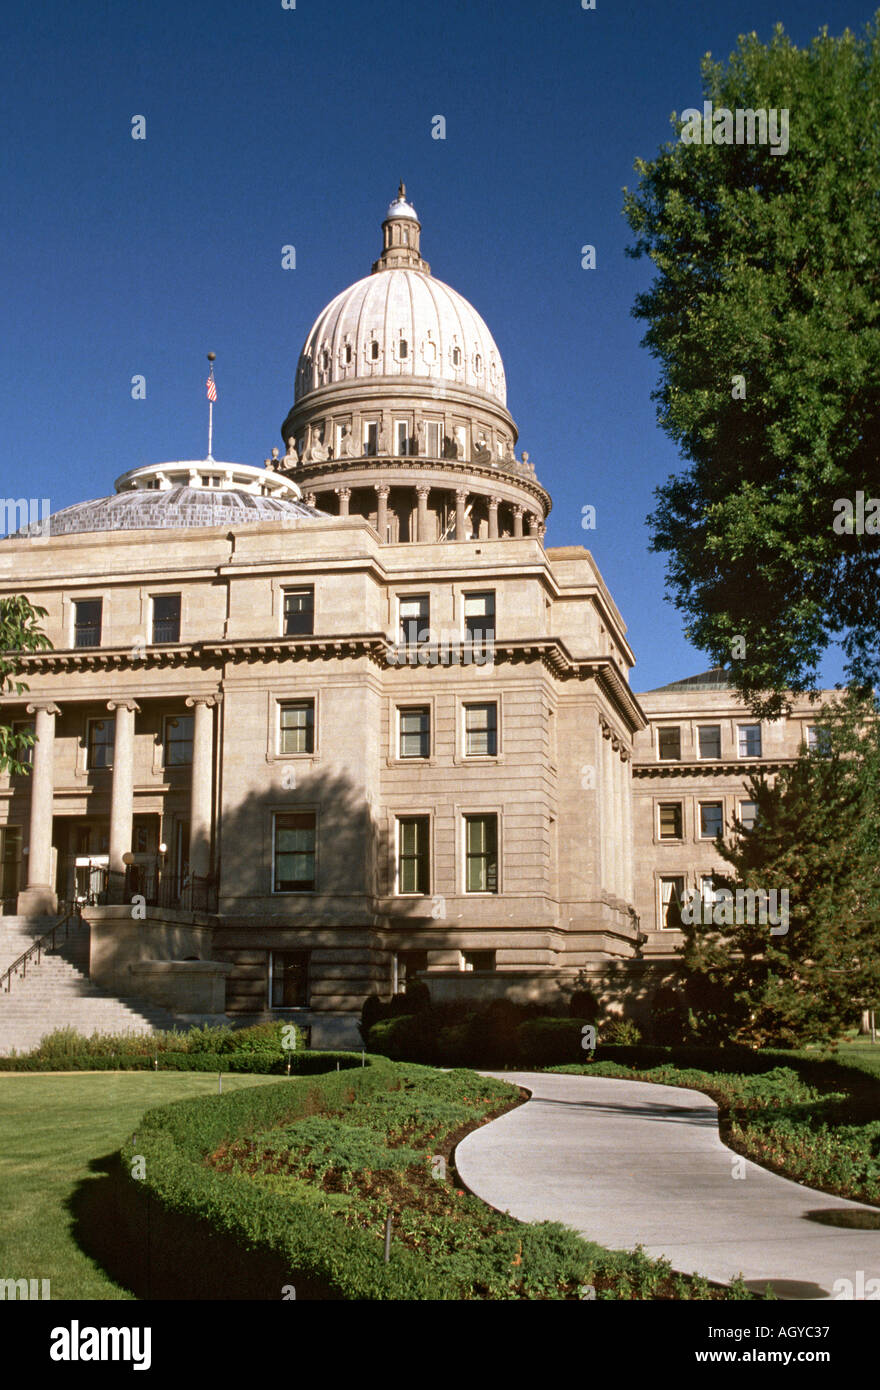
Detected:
[
  {"left": 112, "top": 1058, "right": 465, "bottom": 1298},
  {"left": 366, "top": 1014, "right": 595, "bottom": 1067},
  {"left": 0, "top": 1050, "right": 364, "bottom": 1074}
]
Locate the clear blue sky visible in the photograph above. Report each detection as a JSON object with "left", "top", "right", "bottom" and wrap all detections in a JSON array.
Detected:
[{"left": 2, "top": 0, "right": 867, "bottom": 691}]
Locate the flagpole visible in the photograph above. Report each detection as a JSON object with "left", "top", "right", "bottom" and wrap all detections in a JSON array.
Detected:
[{"left": 206, "top": 352, "right": 216, "bottom": 459}]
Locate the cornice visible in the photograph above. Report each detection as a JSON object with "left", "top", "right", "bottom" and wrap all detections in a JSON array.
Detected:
[
  {"left": 286, "top": 455, "right": 552, "bottom": 513},
  {"left": 632, "top": 759, "right": 797, "bottom": 778}
]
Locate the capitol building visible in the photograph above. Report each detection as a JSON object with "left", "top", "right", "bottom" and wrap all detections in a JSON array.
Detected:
[{"left": 0, "top": 189, "right": 825, "bottom": 1047}]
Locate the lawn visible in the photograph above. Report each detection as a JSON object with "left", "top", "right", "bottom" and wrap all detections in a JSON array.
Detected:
[{"left": 0, "top": 1072, "right": 279, "bottom": 1300}]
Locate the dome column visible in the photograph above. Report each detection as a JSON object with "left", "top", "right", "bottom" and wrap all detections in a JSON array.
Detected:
[
  {"left": 336, "top": 487, "right": 351, "bottom": 517},
  {"left": 455, "top": 488, "right": 468, "bottom": 541},
  {"left": 415, "top": 485, "right": 430, "bottom": 543},
  {"left": 528, "top": 513, "right": 540, "bottom": 538},
  {"left": 513, "top": 505, "right": 524, "bottom": 539},
  {"left": 375, "top": 485, "right": 390, "bottom": 541},
  {"left": 488, "top": 496, "right": 500, "bottom": 540}
]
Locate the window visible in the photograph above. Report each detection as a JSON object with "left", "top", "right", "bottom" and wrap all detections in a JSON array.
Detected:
[
  {"left": 363, "top": 421, "right": 378, "bottom": 456},
  {"left": 396, "top": 949, "right": 428, "bottom": 990},
  {"left": 399, "top": 595, "right": 429, "bottom": 648},
  {"left": 269, "top": 950, "right": 309, "bottom": 1008},
  {"left": 452, "top": 346, "right": 461, "bottom": 367},
  {"left": 283, "top": 587, "right": 314, "bottom": 636},
  {"left": 474, "top": 354, "right": 482, "bottom": 374},
  {"left": 345, "top": 343, "right": 352, "bottom": 364},
  {"left": 395, "top": 420, "right": 409, "bottom": 456},
  {"left": 152, "top": 594, "right": 181, "bottom": 644},
  {"left": 462, "top": 950, "right": 495, "bottom": 972},
  {"left": 657, "top": 727, "right": 681, "bottom": 760},
  {"left": 279, "top": 700, "right": 315, "bottom": 755},
  {"left": 164, "top": 714, "right": 193, "bottom": 766},
  {"left": 87, "top": 717, "right": 114, "bottom": 770},
  {"left": 74, "top": 599, "right": 102, "bottom": 648},
  {"left": 463, "top": 591, "right": 495, "bottom": 652},
  {"left": 424, "top": 421, "right": 441, "bottom": 457},
  {"left": 700, "top": 802, "right": 724, "bottom": 839},
  {"left": 701, "top": 876, "right": 717, "bottom": 910},
  {"left": 659, "top": 876, "right": 685, "bottom": 929},
  {"left": 274, "top": 812, "right": 316, "bottom": 892},
  {"left": 739, "top": 801, "right": 758, "bottom": 831},
  {"left": 738, "top": 724, "right": 762, "bottom": 758},
  {"left": 697, "top": 725, "right": 721, "bottom": 759},
  {"left": 399, "top": 339, "right": 408, "bottom": 359},
  {"left": 806, "top": 725, "right": 832, "bottom": 755},
  {"left": 11, "top": 720, "right": 34, "bottom": 768},
  {"left": 658, "top": 803, "right": 682, "bottom": 839},
  {"left": 370, "top": 340, "right": 380, "bottom": 361},
  {"left": 465, "top": 814, "right": 498, "bottom": 893},
  {"left": 464, "top": 703, "right": 497, "bottom": 756},
  {"left": 399, "top": 706, "right": 429, "bottom": 759},
  {"left": 397, "top": 816, "right": 430, "bottom": 895}
]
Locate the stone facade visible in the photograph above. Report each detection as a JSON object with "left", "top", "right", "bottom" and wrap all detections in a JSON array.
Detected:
[{"left": 0, "top": 191, "right": 834, "bottom": 1040}]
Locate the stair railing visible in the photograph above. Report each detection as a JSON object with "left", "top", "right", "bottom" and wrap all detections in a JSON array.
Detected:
[{"left": 0, "top": 901, "right": 84, "bottom": 995}]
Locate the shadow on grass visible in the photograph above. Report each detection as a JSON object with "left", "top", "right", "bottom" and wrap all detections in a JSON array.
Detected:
[{"left": 67, "top": 1152, "right": 340, "bottom": 1301}]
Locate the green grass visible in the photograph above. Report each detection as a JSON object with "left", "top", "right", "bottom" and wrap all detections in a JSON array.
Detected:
[{"left": 0, "top": 1072, "right": 278, "bottom": 1299}]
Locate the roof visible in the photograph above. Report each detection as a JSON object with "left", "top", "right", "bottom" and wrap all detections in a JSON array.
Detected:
[{"left": 646, "top": 667, "right": 733, "bottom": 693}]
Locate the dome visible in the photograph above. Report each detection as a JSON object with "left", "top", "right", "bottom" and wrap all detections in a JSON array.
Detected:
[
  {"left": 15, "top": 486, "right": 325, "bottom": 539},
  {"left": 294, "top": 268, "right": 507, "bottom": 407},
  {"left": 386, "top": 195, "right": 419, "bottom": 220}
]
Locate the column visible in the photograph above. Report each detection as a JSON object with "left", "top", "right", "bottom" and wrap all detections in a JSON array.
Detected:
[
  {"left": 335, "top": 486, "right": 351, "bottom": 517},
  {"left": 512, "top": 504, "right": 524, "bottom": 538},
  {"left": 375, "top": 484, "right": 389, "bottom": 540},
  {"left": 18, "top": 701, "right": 60, "bottom": 915},
  {"left": 527, "top": 513, "right": 540, "bottom": 537},
  {"left": 107, "top": 700, "right": 140, "bottom": 881},
  {"left": 488, "top": 496, "right": 500, "bottom": 539},
  {"left": 305, "top": 492, "right": 316, "bottom": 507},
  {"left": 415, "top": 485, "right": 430, "bottom": 543},
  {"left": 186, "top": 695, "right": 220, "bottom": 880},
  {"left": 455, "top": 488, "right": 468, "bottom": 541}
]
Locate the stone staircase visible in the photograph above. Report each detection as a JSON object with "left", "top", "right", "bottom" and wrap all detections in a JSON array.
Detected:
[{"left": 0, "top": 914, "right": 183, "bottom": 1056}]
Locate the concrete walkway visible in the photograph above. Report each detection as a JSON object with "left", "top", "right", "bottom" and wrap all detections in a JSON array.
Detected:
[{"left": 455, "top": 1072, "right": 880, "bottom": 1299}]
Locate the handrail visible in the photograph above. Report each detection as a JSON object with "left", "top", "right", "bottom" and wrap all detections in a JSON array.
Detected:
[{"left": 0, "top": 901, "right": 83, "bottom": 995}]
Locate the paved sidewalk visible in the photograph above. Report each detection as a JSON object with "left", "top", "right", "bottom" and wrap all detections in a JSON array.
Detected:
[{"left": 455, "top": 1072, "right": 880, "bottom": 1299}]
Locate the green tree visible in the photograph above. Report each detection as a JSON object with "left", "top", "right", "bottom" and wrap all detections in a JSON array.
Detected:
[
  {"left": 623, "top": 17, "right": 880, "bottom": 717},
  {"left": 680, "top": 692, "right": 880, "bottom": 1047},
  {"left": 0, "top": 595, "right": 51, "bottom": 774}
]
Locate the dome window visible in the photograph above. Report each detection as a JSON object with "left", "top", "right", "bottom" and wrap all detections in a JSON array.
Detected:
[
  {"left": 475, "top": 354, "right": 482, "bottom": 374},
  {"left": 399, "top": 339, "right": 408, "bottom": 360},
  {"left": 321, "top": 350, "right": 330, "bottom": 372},
  {"left": 452, "top": 347, "right": 462, "bottom": 367},
  {"left": 345, "top": 344, "right": 353, "bottom": 364},
  {"left": 371, "top": 341, "right": 380, "bottom": 362}
]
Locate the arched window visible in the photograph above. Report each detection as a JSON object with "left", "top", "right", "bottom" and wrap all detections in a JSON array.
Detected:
[
  {"left": 345, "top": 344, "right": 352, "bottom": 364},
  {"left": 402, "top": 228, "right": 409, "bottom": 245},
  {"left": 452, "top": 346, "right": 461, "bottom": 367},
  {"left": 399, "top": 339, "right": 408, "bottom": 359},
  {"left": 322, "top": 350, "right": 330, "bottom": 372},
  {"left": 475, "top": 354, "right": 482, "bottom": 373},
  {"left": 371, "top": 341, "right": 380, "bottom": 361}
]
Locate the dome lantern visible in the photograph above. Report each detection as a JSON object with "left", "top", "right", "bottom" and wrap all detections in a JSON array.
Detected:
[{"left": 372, "top": 182, "right": 430, "bottom": 274}]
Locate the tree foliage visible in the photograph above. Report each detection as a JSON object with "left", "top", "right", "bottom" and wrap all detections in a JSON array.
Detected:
[
  {"left": 0, "top": 595, "right": 51, "bottom": 774},
  {"left": 680, "top": 692, "right": 880, "bottom": 1047},
  {"left": 624, "top": 17, "right": 880, "bottom": 716}
]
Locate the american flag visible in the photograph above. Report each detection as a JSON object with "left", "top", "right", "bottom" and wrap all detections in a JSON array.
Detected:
[{"left": 206, "top": 374, "right": 217, "bottom": 402}]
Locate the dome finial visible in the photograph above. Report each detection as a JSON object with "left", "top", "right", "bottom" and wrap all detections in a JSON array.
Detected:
[{"left": 398, "top": 179, "right": 406, "bottom": 200}]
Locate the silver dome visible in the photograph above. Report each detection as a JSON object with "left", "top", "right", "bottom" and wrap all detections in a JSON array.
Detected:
[{"left": 14, "top": 486, "right": 326, "bottom": 538}]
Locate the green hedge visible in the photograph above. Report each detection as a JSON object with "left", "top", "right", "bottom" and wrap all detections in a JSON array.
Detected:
[
  {"left": 111, "top": 1057, "right": 469, "bottom": 1298},
  {"left": 0, "top": 1050, "right": 364, "bottom": 1074},
  {"left": 366, "top": 1014, "right": 596, "bottom": 1067}
]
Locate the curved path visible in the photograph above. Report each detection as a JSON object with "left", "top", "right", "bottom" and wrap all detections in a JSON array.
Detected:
[{"left": 455, "top": 1072, "right": 880, "bottom": 1299}]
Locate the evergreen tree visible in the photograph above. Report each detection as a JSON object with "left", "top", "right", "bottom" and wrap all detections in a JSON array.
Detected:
[{"left": 680, "top": 692, "right": 880, "bottom": 1046}]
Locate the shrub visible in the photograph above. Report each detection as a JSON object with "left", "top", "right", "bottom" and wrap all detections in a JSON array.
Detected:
[
  {"left": 602, "top": 1019, "right": 642, "bottom": 1046},
  {"left": 568, "top": 988, "right": 601, "bottom": 1022},
  {"left": 517, "top": 1018, "right": 591, "bottom": 1067}
]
